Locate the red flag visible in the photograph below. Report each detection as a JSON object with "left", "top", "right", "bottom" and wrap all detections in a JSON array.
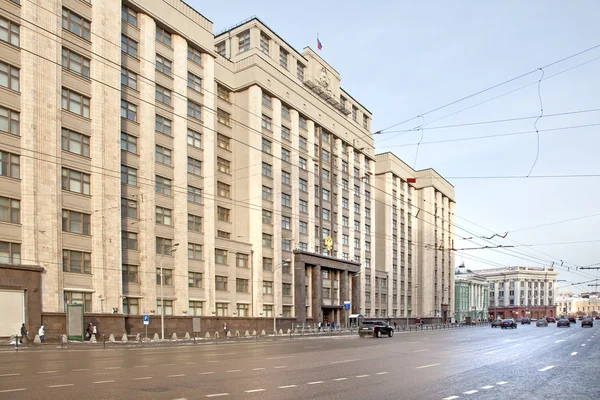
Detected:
[
  {"left": 407, "top": 178, "right": 417, "bottom": 184},
  {"left": 317, "top": 37, "right": 323, "bottom": 50}
]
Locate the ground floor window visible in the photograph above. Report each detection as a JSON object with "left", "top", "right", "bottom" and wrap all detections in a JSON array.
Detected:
[
  {"left": 157, "top": 299, "right": 173, "bottom": 316},
  {"left": 189, "top": 301, "right": 203, "bottom": 316},
  {"left": 122, "top": 298, "right": 139, "bottom": 315},
  {"left": 64, "top": 291, "right": 92, "bottom": 312}
]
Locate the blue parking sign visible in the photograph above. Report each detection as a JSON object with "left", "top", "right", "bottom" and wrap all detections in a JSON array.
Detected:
[{"left": 143, "top": 315, "right": 149, "bottom": 325}]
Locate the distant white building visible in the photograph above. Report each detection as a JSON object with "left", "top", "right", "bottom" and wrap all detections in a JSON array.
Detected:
[
  {"left": 556, "top": 292, "right": 600, "bottom": 317},
  {"left": 454, "top": 264, "right": 488, "bottom": 322}
]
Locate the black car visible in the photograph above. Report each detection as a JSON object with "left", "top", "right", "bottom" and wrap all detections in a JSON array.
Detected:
[
  {"left": 582, "top": 317, "right": 593, "bottom": 327},
  {"left": 557, "top": 318, "right": 571, "bottom": 327},
  {"left": 568, "top": 316, "right": 576, "bottom": 324},
  {"left": 358, "top": 321, "right": 394, "bottom": 338},
  {"left": 501, "top": 319, "right": 517, "bottom": 329},
  {"left": 521, "top": 318, "right": 531, "bottom": 325}
]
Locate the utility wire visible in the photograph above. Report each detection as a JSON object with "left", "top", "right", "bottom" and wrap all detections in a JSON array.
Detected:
[{"left": 527, "top": 68, "right": 545, "bottom": 177}]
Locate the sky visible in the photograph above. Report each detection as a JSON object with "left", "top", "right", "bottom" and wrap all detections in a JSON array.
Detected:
[{"left": 187, "top": 0, "right": 600, "bottom": 292}]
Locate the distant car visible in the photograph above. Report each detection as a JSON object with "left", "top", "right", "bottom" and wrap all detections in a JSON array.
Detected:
[
  {"left": 501, "top": 319, "right": 517, "bottom": 329},
  {"left": 536, "top": 319, "right": 548, "bottom": 327},
  {"left": 491, "top": 319, "right": 503, "bottom": 328},
  {"left": 577, "top": 315, "right": 584, "bottom": 321},
  {"left": 521, "top": 318, "right": 531, "bottom": 325},
  {"left": 358, "top": 321, "right": 394, "bottom": 338},
  {"left": 595, "top": 316, "right": 600, "bottom": 320},
  {"left": 568, "top": 316, "right": 576, "bottom": 324},
  {"left": 557, "top": 318, "right": 571, "bottom": 327},
  {"left": 546, "top": 317, "right": 556, "bottom": 323},
  {"left": 582, "top": 317, "right": 593, "bottom": 328}
]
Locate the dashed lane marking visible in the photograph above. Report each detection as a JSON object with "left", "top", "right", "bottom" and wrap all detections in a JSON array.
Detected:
[
  {"left": 133, "top": 377, "right": 152, "bottom": 380},
  {"left": 443, "top": 396, "right": 460, "bottom": 400},
  {"left": 0, "top": 374, "right": 19, "bottom": 377},
  {"left": 37, "top": 371, "right": 57, "bottom": 374},
  {"left": 356, "top": 375, "right": 369, "bottom": 378},
  {"left": 305, "top": 346, "right": 322, "bottom": 349},
  {"left": 205, "top": 394, "right": 229, "bottom": 398},
  {"left": 185, "top": 362, "right": 198, "bottom": 365},
  {"left": 497, "top": 382, "right": 508, "bottom": 385},
  {"left": 331, "top": 359, "right": 359, "bottom": 364},
  {"left": 417, "top": 363, "right": 441, "bottom": 369},
  {"left": 376, "top": 372, "right": 388, "bottom": 375},
  {"left": 464, "top": 390, "right": 478, "bottom": 394},
  {"left": 278, "top": 385, "right": 297, "bottom": 389},
  {"left": 571, "top": 352, "right": 577, "bottom": 356},
  {"left": 582, "top": 344, "right": 586, "bottom": 347},
  {"left": 266, "top": 356, "right": 295, "bottom": 360},
  {"left": 484, "top": 350, "right": 498, "bottom": 355},
  {"left": 73, "top": 368, "right": 91, "bottom": 371},
  {"left": 414, "top": 349, "right": 429, "bottom": 353},
  {"left": 49, "top": 384, "right": 74, "bottom": 388},
  {"left": 227, "top": 370, "right": 241, "bottom": 373},
  {"left": 168, "top": 374, "right": 185, "bottom": 378},
  {"left": 481, "top": 386, "right": 494, "bottom": 389},
  {"left": 161, "top": 363, "right": 176, "bottom": 367},
  {"left": 199, "top": 372, "right": 215, "bottom": 375},
  {"left": 252, "top": 368, "right": 266, "bottom": 371},
  {"left": 245, "top": 389, "right": 265, "bottom": 393},
  {"left": 307, "top": 381, "right": 324, "bottom": 385},
  {"left": 105, "top": 367, "right": 121, "bottom": 370},
  {"left": 333, "top": 378, "right": 348, "bottom": 381},
  {"left": 274, "top": 366, "right": 287, "bottom": 369},
  {"left": 555, "top": 340, "right": 565, "bottom": 343},
  {"left": 93, "top": 380, "right": 115, "bottom": 384},
  {"left": 0, "top": 389, "right": 26, "bottom": 393},
  {"left": 538, "top": 366, "right": 555, "bottom": 372}
]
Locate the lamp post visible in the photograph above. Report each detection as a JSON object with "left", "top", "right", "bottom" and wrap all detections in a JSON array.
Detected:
[
  {"left": 273, "top": 259, "right": 291, "bottom": 333},
  {"left": 160, "top": 243, "right": 179, "bottom": 340}
]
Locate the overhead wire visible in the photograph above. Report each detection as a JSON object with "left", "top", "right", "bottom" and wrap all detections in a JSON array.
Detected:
[{"left": 526, "top": 68, "right": 545, "bottom": 177}]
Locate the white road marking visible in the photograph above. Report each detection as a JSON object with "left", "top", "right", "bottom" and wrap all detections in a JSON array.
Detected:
[
  {"left": 245, "top": 389, "right": 265, "bottom": 393},
  {"left": 443, "top": 396, "right": 460, "bottom": 400},
  {"left": 227, "top": 370, "right": 241, "bottom": 373},
  {"left": 133, "top": 377, "right": 152, "bottom": 380},
  {"left": 0, "top": 373, "right": 19, "bottom": 377},
  {"left": 278, "top": 385, "right": 297, "bottom": 388},
  {"left": 481, "top": 385, "right": 494, "bottom": 389},
  {"left": 497, "top": 381, "right": 508, "bottom": 385},
  {"left": 588, "top": 339, "right": 591, "bottom": 342},
  {"left": 274, "top": 366, "right": 286, "bottom": 369},
  {"left": 0, "top": 388, "right": 26, "bottom": 393},
  {"left": 94, "top": 380, "right": 115, "bottom": 384},
  {"left": 168, "top": 374, "right": 185, "bottom": 378},
  {"left": 484, "top": 350, "right": 497, "bottom": 355},
  {"left": 555, "top": 340, "right": 565, "bottom": 343},
  {"left": 582, "top": 344, "right": 586, "bottom": 347},
  {"left": 554, "top": 331, "right": 566, "bottom": 335},
  {"left": 38, "top": 371, "right": 57, "bottom": 374},
  {"left": 307, "top": 381, "right": 324, "bottom": 385},
  {"left": 49, "top": 384, "right": 74, "bottom": 388},
  {"left": 73, "top": 368, "right": 91, "bottom": 371},
  {"left": 464, "top": 390, "right": 478, "bottom": 394},
  {"left": 414, "top": 349, "right": 429, "bottom": 353},
  {"left": 266, "top": 355, "right": 294, "bottom": 360},
  {"left": 199, "top": 372, "right": 215, "bottom": 375},
  {"left": 538, "top": 366, "right": 555, "bottom": 372},
  {"left": 356, "top": 375, "right": 369, "bottom": 378},
  {"left": 252, "top": 368, "right": 266, "bottom": 371},
  {"left": 512, "top": 343, "right": 522, "bottom": 347},
  {"left": 376, "top": 372, "right": 388, "bottom": 375},
  {"left": 161, "top": 363, "right": 175, "bottom": 366},
  {"left": 417, "top": 363, "right": 441, "bottom": 369},
  {"left": 134, "top": 365, "right": 148, "bottom": 368},
  {"left": 571, "top": 352, "right": 577, "bottom": 356},
  {"left": 333, "top": 378, "right": 348, "bottom": 381},
  {"left": 105, "top": 367, "right": 121, "bottom": 370},
  {"left": 206, "top": 394, "right": 229, "bottom": 398},
  {"left": 185, "top": 362, "right": 198, "bottom": 365},
  {"left": 172, "top": 398, "right": 188, "bottom": 400},
  {"left": 305, "top": 346, "right": 322, "bottom": 349},
  {"left": 331, "top": 359, "right": 359, "bottom": 364}
]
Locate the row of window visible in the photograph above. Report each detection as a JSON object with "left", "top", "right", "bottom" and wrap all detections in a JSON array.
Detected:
[{"left": 121, "top": 300, "right": 293, "bottom": 318}]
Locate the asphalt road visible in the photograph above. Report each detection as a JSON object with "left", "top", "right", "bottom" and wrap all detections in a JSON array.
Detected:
[{"left": 1, "top": 321, "right": 599, "bottom": 400}]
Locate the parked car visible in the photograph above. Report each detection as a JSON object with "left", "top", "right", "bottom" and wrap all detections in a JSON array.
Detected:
[
  {"left": 582, "top": 317, "right": 594, "bottom": 328},
  {"left": 568, "top": 316, "right": 576, "bottom": 324},
  {"left": 501, "top": 319, "right": 517, "bottom": 329},
  {"left": 358, "top": 321, "right": 394, "bottom": 338},
  {"left": 595, "top": 316, "right": 600, "bottom": 320},
  {"left": 557, "top": 318, "right": 571, "bottom": 327},
  {"left": 521, "top": 318, "right": 531, "bottom": 325},
  {"left": 491, "top": 319, "right": 504, "bottom": 328},
  {"left": 546, "top": 317, "right": 556, "bottom": 323},
  {"left": 536, "top": 319, "right": 548, "bottom": 327}
]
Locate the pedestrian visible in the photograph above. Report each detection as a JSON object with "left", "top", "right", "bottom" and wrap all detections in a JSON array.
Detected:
[
  {"left": 223, "top": 322, "right": 228, "bottom": 337},
  {"left": 393, "top": 322, "right": 397, "bottom": 331},
  {"left": 86, "top": 323, "right": 93, "bottom": 340},
  {"left": 38, "top": 325, "right": 46, "bottom": 343},
  {"left": 92, "top": 324, "right": 98, "bottom": 340},
  {"left": 20, "top": 323, "right": 28, "bottom": 344}
]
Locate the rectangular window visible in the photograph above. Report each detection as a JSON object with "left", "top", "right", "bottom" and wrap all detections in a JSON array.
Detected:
[
  {"left": 0, "top": 16, "right": 19, "bottom": 47},
  {"left": 188, "top": 301, "right": 203, "bottom": 316},
  {"left": 342, "top": 216, "right": 349, "bottom": 227},
  {"left": 236, "top": 278, "right": 249, "bottom": 293},
  {"left": 216, "top": 109, "right": 231, "bottom": 126},
  {"left": 215, "top": 249, "right": 228, "bottom": 265},
  {"left": 262, "top": 114, "right": 272, "bottom": 131},
  {"left": 120, "top": 67, "right": 136, "bottom": 89},
  {"left": 263, "top": 305, "right": 273, "bottom": 317},
  {"left": 0, "top": 106, "right": 19, "bottom": 136},
  {"left": 62, "top": 48, "right": 90, "bottom": 78},
  {"left": 62, "top": 88, "right": 90, "bottom": 118},
  {"left": 0, "top": 196, "right": 19, "bottom": 224},
  {"left": 120, "top": 99, "right": 136, "bottom": 121},
  {"left": 281, "top": 148, "right": 291, "bottom": 163},
  {"left": 62, "top": 8, "right": 90, "bottom": 40},
  {"left": 299, "top": 157, "right": 307, "bottom": 170},
  {"left": 282, "top": 215, "right": 291, "bottom": 230},
  {"left": 188, "top": 47, "right": 202, "bottom": 65},
  {"left": 217, "top": 157, "right": 230, "bottom": 174},
  {"left": 260, "top": 33, "right": 269, "bottom": 53},
  {"left": 217, "top": 206, "right": 230, "bottom": 222},
  {"left": 120, "top": 165, "right": 137, "bottom": 186},
  {"left": 121, "top": 34, "right": 138, "bottom": 58},
  {"left": 187, "top": 129, "right": 201, "bottom": 148},
  {"left": 122, "top": 298, "right": 139, "bottom": 315},
  {"left": 156, "top": 237, "right": 174, "bottom": 255},
  {"left": 64, "top": 292, "right": 92, "bottom": 312},
  {"left": 352, "top": 106, "right": 358, "bottom": 122},
  {"left": 188, "top": 272, "right": 203, "bottom": 288},
  {"left": 188, "top": 101, "right": 202, "bottom": 120},
  {"left": 342, "top": 179, "right": 349, "bottom": 190},
  {"left": 187, "top": 186, "right": 202, "bottom": 204},
  {"left": 121, "top": 231, "right": 138, "bottom": 250},
  {"left": 155, "top": 54, "right": 172, "bottom": 76},
  {"left": 281, "top": 193, "right": 291, "bottom": 207},
  {"left": 263, "top": 257, "right": 273, "bottom": 272},
  {"left": 155, "top": 206, "right": 172, "bottom": 225},
  {"left": 61, "top": 129, "right": 89, "bottom": 157},
  {"left": 299, "top": 221, "right": 308, "bottom": 234},
  {"left": 217, "top": 134, "right": 231, "bottom": 150},
  {"left": 363, "top": 115, "right": 369, "bottom": 129},
  {"left": 122, "top": 264, "right": 138, "bottom": 284},
  {"left": 121, "top": 198, "right": 137, "bottom": 219},
  {"left": 121, "top": 5, "right": 137, "bottom": 27},
  {"left": 155, "top": 85, "right": 172, "bottom": 106},
  {"left": 155, "top": 175, "right": 172, "bottom": 196},
  {"left": 62, "top": 209, "right": 90, "bottom": 235},
  {"left": 262, "top": 186, "right": 272, "bottom": 201},
  {"left": 281, "top": 105, "right": 290, "bottom": 120},
  {"left": 237, "top": 303, "right": 249, "bottom": 317},
  {"left": 281, "top": 171, "right": 290, "bottom": 185},
  {"left": 299, "top": 118, "right": 307, "bottom": 130},
  {"left": 238, "top": 30, "right": 250, "bottom": 52},
  {"left": 188, "top": 243, "right": 202, "bottom": 260},
  {"left": 354, "top": 203, "right": 360, "bottom": 213},
  {"left": 262, "top": 138, "right": 272, "bottom": 154},
  {"left": 279, "top": 47, "right": 288, "bottom": 69},
  {"left": 263, "top": 280, "right": 273, "bottom": 295},
  {"left": 262, "top": 209, "right": 272, "bottom": 224},
  {"left": 322, "top": 189, "right": 330, "bottom": 201},
  {"left": 155, "top": 115, "right": 171, "bottom": 136},
  {"left": 299, "top": 199, "right": 308, "bottom": 213},
  {"left": 188, "top": 214, "right": 202, "bottom": 232},
  {"left": 217, "top": 181, "right": 231, "bottom": 198},
  {"left": 216, "top": 302, "right": 228, "bottom": 316},
  {"left": 322, "top": 208, "right": 330, "bottom": 221},
  {"left": 156, "top": 27, "right": 171, "bottom": 47},
  {"left": 281, "top": 126, "right": 291, "bottom": 141},
  {"left": 299, "top": 178, "right": 307, "bottom": 192},
  {"left": 262, "top": 233, "right": 273, "bottom": 248},
  {"left": 157, "top": 299, "right": 173, "bottom": 316},
  {"left": 188, "top": 72, "right": 202, "bottom": 92},
  {"left": 297, "top": 62, "right": 304, "bottom": 81},
  {"left": 61, "top": 168, "right": 90, "bottom": 194},
  {"left": 299, "top": 135, "right": 307, "bottom": 149},
  {"left": 282, "top": 238, "right": 291, "bottom": 251},
  {"left": 262, "top": 162, "right": 272, "bottom": 177},
  {"left": 216, "top": 41, "right": 226, "bottom": 57},
  {"left": 155, "top": 145, "right": 172, "bottom": 165},
  {"left": 187, "top": 157, "right": 202, "bottom": 176},
  {"left": 236, "top": 253, "right": 249, "bottom": 269},
  {"left": 262, "top": 93, "right": 272, "bottom": 108},
  {"left": 215, "top": 275, "right": 228, "bottom": 290},
  {"left": 217, "top": 84, "right": 230, "bottom": 102},
  {"left": 62, "top": 250, "right": 91, "bottom": 273}
]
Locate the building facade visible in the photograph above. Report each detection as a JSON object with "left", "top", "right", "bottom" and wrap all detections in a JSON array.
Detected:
[
  {"left": 555, "top": 292, "right": 600, "bottom": 317},
  {"left": 454, "top": 264, "right": 488, "bottom": 322},
  {"left": 472, "top": 266, "right": 557, "bottom": 320},
  {"left": 0, "top": 0, "right": 455, "bottom": 333},
  {"left": 374, "top": 154, "right": 455, "bottom": 322}
]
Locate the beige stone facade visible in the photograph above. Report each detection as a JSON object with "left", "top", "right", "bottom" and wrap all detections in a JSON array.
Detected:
[{"left": 0, "top": 0, "right": 455, "bottom": 327}]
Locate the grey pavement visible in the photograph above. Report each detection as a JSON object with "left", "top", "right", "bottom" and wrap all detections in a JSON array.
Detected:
[{"left": 0, "top": 322, "right": 598, "bottom": 400}]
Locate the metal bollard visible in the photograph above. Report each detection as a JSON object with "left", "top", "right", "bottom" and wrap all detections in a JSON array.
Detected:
[{"left": 103, "top": 334, "right": 106, "bottom": 348}]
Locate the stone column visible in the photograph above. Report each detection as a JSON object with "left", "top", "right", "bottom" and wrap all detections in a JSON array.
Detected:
[
  {"left": 340, "top": 270, "right": 349, "bottom": 325},
  {"left": 312, "top": 265, "right": 322, "bottom": 323},
  {"left": 352, "top": 272, "right": 361, "bottom": 314},
  {"left": 294, "top": 261, "right": 306, "bottom": 323}
]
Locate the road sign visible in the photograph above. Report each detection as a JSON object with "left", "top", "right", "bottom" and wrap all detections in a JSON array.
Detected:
[
  {"left": 143, "top": 315, "right": 149, "bottom": 325},
  {"left": 343, "top": 301, "right": 351, "bottom": 310}
]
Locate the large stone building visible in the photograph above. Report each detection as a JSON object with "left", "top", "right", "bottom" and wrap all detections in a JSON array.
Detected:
[
  {"left": 0, "top": 0, "right": 455, "bottom": 335},
  {"left": 472, "top": 266, "right": 558, "bottom": 320},
  {"left": 555, "top": 292, "right": 600, "bottom": 318},
  {"left": 454, "top": 264, "right": 488, "bottom": 322}
]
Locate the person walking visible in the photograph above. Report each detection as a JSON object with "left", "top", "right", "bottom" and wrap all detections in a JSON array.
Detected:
[
  {"left": 223, "top": 322, "right": 228, "bottom": 338},
  {"left": 38, "top": 325, "right": 46, "bottom": 343},
  {"left": 20, "top": 323, "right": 28, "bottom": 344}
]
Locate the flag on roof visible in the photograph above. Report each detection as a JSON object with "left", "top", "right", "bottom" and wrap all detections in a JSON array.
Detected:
[
  {"left": 407, "top": 178, "right": 417, "bottom": 184},
  {"left": 317, "top": 36, "right": 323, "bottom": 50}
]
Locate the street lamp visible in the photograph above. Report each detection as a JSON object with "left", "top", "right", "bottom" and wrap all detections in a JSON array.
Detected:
[
  {"left": 160, "top": 242, "right": 179, "bottom": 340},
  {"left": 273, "top": 259, "right": 291, "bottom": 333}
]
